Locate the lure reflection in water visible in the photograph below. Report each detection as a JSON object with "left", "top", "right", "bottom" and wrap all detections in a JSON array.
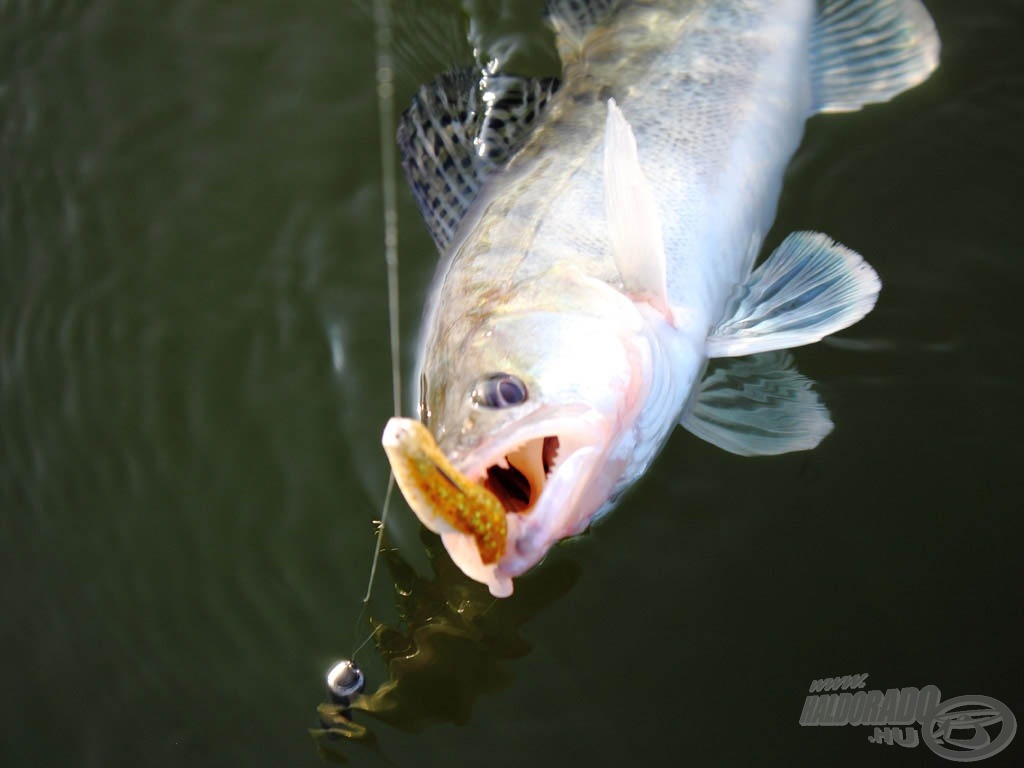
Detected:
[{"left": 313, "top": 531, "right": 579, "bottom": 761}]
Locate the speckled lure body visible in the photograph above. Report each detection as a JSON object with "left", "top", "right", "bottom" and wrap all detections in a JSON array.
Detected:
[{"left": 382, "top": 418, "right": 507, "bottom": 564}]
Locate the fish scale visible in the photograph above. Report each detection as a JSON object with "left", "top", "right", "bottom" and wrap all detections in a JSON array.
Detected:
[{"left": 388, "top": 0, "right": 939, "bottom": 596}]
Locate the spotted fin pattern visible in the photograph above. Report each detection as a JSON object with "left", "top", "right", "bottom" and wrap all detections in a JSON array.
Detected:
[{"left": 397, "top": 68, "right": 559, "bottom": 251}]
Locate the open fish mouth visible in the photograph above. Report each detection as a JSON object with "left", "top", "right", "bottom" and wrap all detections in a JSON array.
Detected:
[
  {"left": 477, "top": 435, "right": 560, "bottom": 514},
  {"left": 455, "top": 409, "right": 609, "bottom": 527},
  {"left": 382, "top": 412, "right": 608, "bottom": 594},
  {"left": 448, "top": 412, "right": 610, "bottom": 594}
]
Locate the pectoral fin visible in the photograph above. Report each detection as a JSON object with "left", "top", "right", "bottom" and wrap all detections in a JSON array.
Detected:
[
  {"left": 680, "top": 352, "right": 833, "bottom": 456},
  {"left": 603, "top": 99, "right": 672, "bottom": 321},
  {"left": 706, "top": 232, "right": 880, "bottom": 358}
]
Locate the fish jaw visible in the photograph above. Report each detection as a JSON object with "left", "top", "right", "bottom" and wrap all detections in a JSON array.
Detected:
[
  {"left": 382, "top": 406, "right": 616, "bottom": 598},
  {"left": 450, "top": 407, "right": 615, "bottom": 596}
]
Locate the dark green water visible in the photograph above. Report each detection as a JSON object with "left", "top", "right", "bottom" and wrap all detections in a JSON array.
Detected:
[{"left": 2, "top": 2, "right": 1022, "bottom": 766}]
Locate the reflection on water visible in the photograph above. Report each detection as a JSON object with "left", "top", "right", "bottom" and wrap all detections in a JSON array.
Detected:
[{"left": 313, "top": 530, "right": 579, "bottom": 762}]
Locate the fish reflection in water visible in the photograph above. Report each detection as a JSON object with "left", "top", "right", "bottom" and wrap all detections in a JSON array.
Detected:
[
  {"left": 313, "top": 529, "right": 579, "bottom": 761},
  {"left": 314, "top": 350, "right": 807, "bottom": 757}
]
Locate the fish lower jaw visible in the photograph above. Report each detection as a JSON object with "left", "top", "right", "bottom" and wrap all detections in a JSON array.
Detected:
[
  {"left": 460, "top": 415, "right": 607, "bottom": 521},
  {"left": 450, "top": 417, "right": 611, "bottom": 589},
  {"left": 477, "top": 435, "right": 559, "bottom": 515},
  {"left": 491, "top": 440, "right": 606, "bottom": 591}
]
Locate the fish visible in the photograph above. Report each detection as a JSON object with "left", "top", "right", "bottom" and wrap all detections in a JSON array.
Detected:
[{"left": 383, "top": 0, "right": 940, "bottom": 597}]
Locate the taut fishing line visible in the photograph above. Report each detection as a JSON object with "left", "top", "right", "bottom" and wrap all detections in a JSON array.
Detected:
[{"left": 333, "top": 0, "right": 402, "bottom": 694}]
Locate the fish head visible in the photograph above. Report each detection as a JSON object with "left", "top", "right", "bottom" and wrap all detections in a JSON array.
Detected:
[{"left": 399, "top": 283, "right": 699, "bottom": 597}]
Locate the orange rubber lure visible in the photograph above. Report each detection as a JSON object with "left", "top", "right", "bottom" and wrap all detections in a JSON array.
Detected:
[{"left": 381, "top": 417, "right": 506, "bottom": 564}]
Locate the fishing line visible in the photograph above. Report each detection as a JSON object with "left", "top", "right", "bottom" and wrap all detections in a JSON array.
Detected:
[{"left": 346, "top": 0, "right": 402, "bottom": 665}]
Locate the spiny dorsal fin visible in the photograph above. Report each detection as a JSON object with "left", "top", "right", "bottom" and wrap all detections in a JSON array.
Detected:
[
  {"left": 811, "top": 0, "right": 940, "bottom": 114},
  {"left": 544, "top": 0, "right": 621, "bottom": 59},
  {"left": 397, "top": 68, "right": 559, "bottom": 252},
  {"left": 477, "top": 72, "right": 561, "bottom": 164}
]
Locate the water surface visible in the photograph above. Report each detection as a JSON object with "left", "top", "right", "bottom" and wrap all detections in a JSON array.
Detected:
[{"left": 2, "top": 1, "right": 1023, "bottom": 766}]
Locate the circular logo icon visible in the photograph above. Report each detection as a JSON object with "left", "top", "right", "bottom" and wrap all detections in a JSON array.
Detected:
[{"left": 922, "top": 695, "right": 1016, "bottom": 762}]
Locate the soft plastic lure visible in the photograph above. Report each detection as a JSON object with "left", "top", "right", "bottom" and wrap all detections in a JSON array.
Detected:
[{"left": 382, "top": 417, "right": 507, "bottom": 564}]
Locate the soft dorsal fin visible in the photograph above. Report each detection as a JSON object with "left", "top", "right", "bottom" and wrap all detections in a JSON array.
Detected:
[
  {"left": 811, "top": 0, "right": 940, "bottom": 114},
  {"left": 398, "top": 68, "right": 559, "bottom": 252},
  {"left": 544, "top": 0, "right": 621, "bottom": 59}
]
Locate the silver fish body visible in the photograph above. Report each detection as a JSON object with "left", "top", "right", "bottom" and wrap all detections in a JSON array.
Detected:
[{"left": 392, "top": 0, "right": 939, "bottom": 595}]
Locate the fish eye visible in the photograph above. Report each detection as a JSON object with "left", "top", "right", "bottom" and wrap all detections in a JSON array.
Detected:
[{"left": 472, "top": 373, "right": 528, "bottom": 408}]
